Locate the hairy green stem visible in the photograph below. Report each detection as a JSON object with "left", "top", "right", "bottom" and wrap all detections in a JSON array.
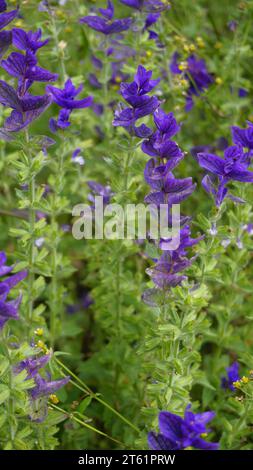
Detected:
[
  {"left": 55, "top": 358, "right": 140, "bottom": 434},
  {"left": 49, "top": 403, "right": 125, "bottom": 447},
  {"left": 1, "top": 330, "right": 15, "bottom": 447},
  {"left": 25, "top": 130, "right": 36, "bottom": 329}
]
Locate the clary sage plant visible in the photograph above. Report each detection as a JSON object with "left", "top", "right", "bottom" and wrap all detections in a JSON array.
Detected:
[{"left": 0, "top": 0, "right": 253, "bottom": 451}]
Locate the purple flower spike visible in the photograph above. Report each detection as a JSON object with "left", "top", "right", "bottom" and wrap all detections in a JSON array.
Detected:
[
  {"left": 113, "top": 65, "right": 160, "bottom": 133},
  {"left": 120, "top": 0, "right": 171, "bottom": 12},
  {"left": 221, "top": 361, "right": 240, "bottom": 391},
  {"left": 0, "top": 251, "right": 13, "bottom": 276},
  {"left": 80, "top": 1, "right": 133, "bottom": 35},
  {"left": 30, "top": 374, "right": 70, "bottom": 400},
  {"left": 2, "top": 51, "right": 58, "bottom": 96},
  {"left": 231, "top": 122, "right": 253, "bottom": 150},
  {"left": 0, "top": 7, "right": 18, "bottom": 31},
  {"left": 0, "top": 252, "right": 27, "bottom": 329},
  {"left": 0, "top": 81, "right": 52, "bottom": 132},
  {"left": 0, "top": 1, "right": 7, "bottom": 13},
  {"left": 47, "top": 79, "right": 92, "bottom": 110},
  {"left": 0, "top": 2, "right": 18, "bottom": 57},
  {"left": 88, "top": 181, "right": 113, "bottom": 206},
  {"left": 142, "top": 110, "right": 184, "bottom": 160},
  {"left": 14, "top": 354, "right": 51, "bottom": 379},
  {"left": 99, "top": 0, "right": 114, "bottom": 20},
  {"left": 72, "top": 148, "right": 85, "bottom": 166},
  {"left": 0, "top": 30, "right": 12, "bottom": 58},
  {"left": 12, "top": 28, "right": 49, "bottom": 54},
  {"left": 148, "top": 405, "right": 219, "bottom": 450},
  {"left": 170, "top": 53, "right": 213, "bottom": 110},
  {"left": 47, "top": 79, "right": 93, "bottom": 131},
  {"left": 197, "top": 143, "right": 253, "bottom": 206}
]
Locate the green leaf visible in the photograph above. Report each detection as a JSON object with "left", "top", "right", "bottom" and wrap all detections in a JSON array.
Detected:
[
  {"left": 0, "top": 384, "right": 10, "bottom": 405},
  {"left": 0, "top": 355, "right": 9, "bottom": 377},
  {"left": 77, "top": 396, "right": 92, "bottom": 414}
]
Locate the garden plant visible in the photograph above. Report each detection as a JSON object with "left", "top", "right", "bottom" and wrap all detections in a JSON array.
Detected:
[{"left": 1, "top": 0, "right": 253, "bottom": 453}]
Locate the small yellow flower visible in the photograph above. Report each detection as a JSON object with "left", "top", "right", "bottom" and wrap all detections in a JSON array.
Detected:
[
  {"left": 36, "top": 340, "right": 48, "bottom": 353},
  {"left": 183, "top": 44, "right": 190, "bottom": 53},
  {"left": 180, "top": 79, "right": 188, "bottom": 87},
  {"left": 189, "top": 44, "right": 196, "bottom": 52},
  {"left": 49, "top": 394, "right": 59, "bottom": 405},
  {"left": 34, "top": 328, "right": 44, "bottom": 336},
  {"left": 200, "top": 433, "right": 208, "bottom": 438},
  {"left": 178, "top": 62, "right": 187, "bottom": 72},
  {"left": 175, "top": 35, "right": 185, "bottom": 43},
  {"left": 14, "top": 20, "right": 23, "bottom": 28},
  {"left": 241, "top": 376, "right": 249, "bottom": 384},
  {"left": 196, "top": 37, "right": 205, "bottom": 48},
  {"left": 233, "top": 380, "right": 241, "bottom": 389},
  {"left": 215, "top": 77, "right": 223, "bottom": 85},
  {"left": 115, "top": 76, "right": 122, "bottom": 84},
  {"left": 146, "top": 50, "right": 152, "bottom": 58}
]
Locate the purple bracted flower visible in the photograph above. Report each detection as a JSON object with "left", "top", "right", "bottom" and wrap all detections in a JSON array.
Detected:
[
  {"left": 14, "top": 354, "right": 51, "bottom": 379},
  {"left": 148, "top": 405, "right": 219, "bottom": 450},
  {"left": 0, "top": 80, "right": 52, "bottom": 132},
  {"left": 72, "top": 148, "right": 85, "bottom": 166},
  {"left": 30, "top": 374, "right": 70, "bottom": 400},
  {"left": 80, "top": 0, "right": 132, "bottom": 35},
  {"left": 47, "top": 78, "right": 93, "bottom": 132},
  {"left": 146, "top": 252, "right": 190, "bottom": 289},
  {"left": 144, "top": 12, "right": 161, "bottom": 41},
  {"left": 113, "top": 65, "right": 160, "bottom": 134},
  {"left": 170, "top": 53, "right": 213, "bottom": 111},
  {"left": 142, "top": 110, "right": 193, "bottom": 207},
  {"left": 0, "top": 0, "right": 17, "bottom": 30},
  {"left": 221, "top": 362, "right": 240, "bottom": 391},
  {"left": 228, "top": 20, "right": 238, "bottom": 32},
  {"left": 2, "top": 51, "right": 58, "bottom": 97},
  {"left": 14, "top": 349, "right": 70, "bottom": 418},
  {"left": 67, "top": 292, "right": 93, "bottom": 314},
  {"left": 146, "top": 224, "right": 202, "bottom": 288},
  {"left": 231, "top": 121, "right": 253, "bottom": 150},
  {"left": 88, "top": 181, "right": 113, "bottom": 207},
  {"left": 13, "top": 349, "right": 70, "bottom": 422},
  {"left": 140, "top": 108, "right": 201, "bottom": 290},
  {"left": 0, "top": 1, "right": 18, "bottom": 58},
  {"left": 145, "top": 173, "right": 196, "bottom": 206},
  {"left": 159, "top": 224, "right": 204, "bottom": 253},
  {"left": 142, "top": 109, "right": 183, "bottom": 160},
  {"left": 12, "top": 28, "right": 49, "bottom": 54},
  {"left": 0, "top": 251, "right": 27, "bottom": 329},
  {"left": 0, "top": 21, "right": 58, "bottom": 134},
  {"left": 120, "top": 0, "right": 170, "bottom": 12},
  {"left": 197, "top": 144, "right": 253, "bottom": 206}
]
